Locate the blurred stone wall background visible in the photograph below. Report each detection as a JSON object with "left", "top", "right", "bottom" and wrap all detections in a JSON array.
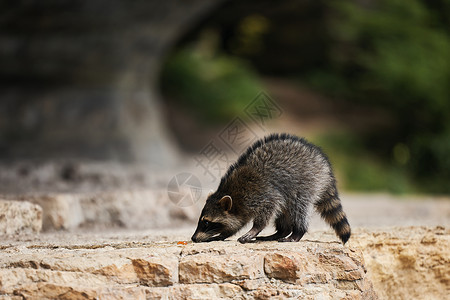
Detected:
[{"left": 0, "top": 0, "right": 225, "bottom": 165}]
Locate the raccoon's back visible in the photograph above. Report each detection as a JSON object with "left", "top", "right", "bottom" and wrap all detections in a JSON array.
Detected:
[
  {"left": 243, "top": 134, "right": 331, "bottom": 177},
  {"left": 219, "top": 134, "right": 333, "bottom": 193}
]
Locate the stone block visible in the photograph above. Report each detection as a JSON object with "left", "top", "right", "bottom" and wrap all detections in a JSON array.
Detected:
[
  {"left": 264, "top": 251, "right": 312, "bottom": 283},
  {"left": 0, "top": 200, "right": 42, "bottom": 235},
  {"left": 179, "top": 253, "right": 264, "bottom": 284},
  {"left": 30, "top": 194, "right": 84, "bottom": 230},
  {"left": 132, "top": 257, "right": 178, "bottom": 287}
]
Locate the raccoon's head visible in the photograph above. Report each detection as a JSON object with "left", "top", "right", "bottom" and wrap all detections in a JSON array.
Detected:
[{"left": 191, "top": 194, "right": 241, "bottom": 243}]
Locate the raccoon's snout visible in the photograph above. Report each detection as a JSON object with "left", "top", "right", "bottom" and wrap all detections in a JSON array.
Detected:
[
  {"left": 191, "top": 231, "right": 215, "bottom": 243},
  {"left": 191, "top": 231, "right": 204, "bottom": 243}
]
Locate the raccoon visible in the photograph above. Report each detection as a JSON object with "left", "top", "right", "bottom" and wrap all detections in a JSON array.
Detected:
[{"left": 191, "top": 133, "right": 351, "bottom": 244}]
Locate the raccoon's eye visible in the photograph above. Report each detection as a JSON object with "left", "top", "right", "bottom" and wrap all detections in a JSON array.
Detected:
[{"left": 204, "top": 220, "right": 210, "bottom": 227}]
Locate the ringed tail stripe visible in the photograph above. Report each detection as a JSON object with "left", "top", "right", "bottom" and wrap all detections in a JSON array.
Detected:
[{"left": 316, "top": 197, "right": 341, "bottom": 212}]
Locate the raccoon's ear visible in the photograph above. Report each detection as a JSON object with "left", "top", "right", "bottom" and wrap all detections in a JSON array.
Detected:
[{"left": 218, "top": 195, "right": 232, "bottom": 212}]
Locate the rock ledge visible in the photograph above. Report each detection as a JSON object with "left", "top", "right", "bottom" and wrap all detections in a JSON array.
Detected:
[{"left": 0, "top": 238, "right": 375, "bottom": 299}]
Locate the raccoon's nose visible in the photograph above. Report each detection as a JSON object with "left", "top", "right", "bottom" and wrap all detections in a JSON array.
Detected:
[{"left": 191, "top": 235, "right": 198, "bottom": 243}]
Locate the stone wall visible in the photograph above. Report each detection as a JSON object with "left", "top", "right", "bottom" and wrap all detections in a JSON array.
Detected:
[
  {"left": 0, "top": 236, "right": 376, "bottom": 299},
  {"left": 0, "top": 0, "right": 225, "bottom": 164},
  {"left": 1, "top": 227, "right": 448, "bottom": 299}
]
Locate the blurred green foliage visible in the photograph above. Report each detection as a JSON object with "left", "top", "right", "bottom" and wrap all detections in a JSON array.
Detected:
[
  {"left": 313, "top": 132, "right": 416, "bottom": 194},
  {"left": 308, "top": 0, "right": 450, "bottom": 193},
  {"left": 160, "top": 38, "right": 263, "bottom": 123},
  {"left": 161, "top": 0, "right": 450, "bottom": 194}
]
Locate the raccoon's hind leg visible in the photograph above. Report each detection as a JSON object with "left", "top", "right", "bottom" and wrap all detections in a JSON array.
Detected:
[
  {"left": 278, "top": 226, "right": 306, "bottom": 242},
  {"left": 256, "top": 212, "right": 292, "bottom": 241},
  {"left": 279, "top": 197, "right": 309, "bottom": 242}
]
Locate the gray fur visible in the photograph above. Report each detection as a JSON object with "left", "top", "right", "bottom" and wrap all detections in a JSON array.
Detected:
[{"left": 191, "top": 133, "right": 351, "bottom": 244}]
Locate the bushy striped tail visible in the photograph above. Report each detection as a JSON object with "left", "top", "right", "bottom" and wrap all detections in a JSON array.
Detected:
[{"left": 315, "top": 196, "right": 351, "bottom": 244}]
